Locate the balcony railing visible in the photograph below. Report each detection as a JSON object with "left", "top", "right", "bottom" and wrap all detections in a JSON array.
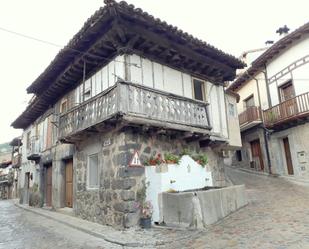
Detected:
[
  {"left": 59, "top": 81, "right": 211, "bottom": 139},
  {"left": 238, "top": 106, "right": 262, "bottom": 126},
  {"left": 264, "top": 92, "right": 309, "bottom": 127}
]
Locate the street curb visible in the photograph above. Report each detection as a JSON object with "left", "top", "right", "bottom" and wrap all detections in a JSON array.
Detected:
[
  {"left": 14, "top": 202, "right": 201, "bottom": 248},
  {"left": 227, "top": 166, "right": 279, "bottom": 178},
  {"left": 14, "top": 202, "right": 152, "bottom": 247}
]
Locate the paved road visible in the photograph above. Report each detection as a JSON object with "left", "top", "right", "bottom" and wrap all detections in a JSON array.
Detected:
[
  {"left": 0, "top": 200, "right": 121, "bottom": 249},
  {"left": 167, "top": 167, "right": 309, "bottom": 249}
]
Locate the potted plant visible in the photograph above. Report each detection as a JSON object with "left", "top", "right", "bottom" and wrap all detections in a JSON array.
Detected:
[
  {"left": 164, "top": 153, "right": 180, "bottom": 164},
  {"left": 192, "top": 153, "right": 208, "bottom": 167},
  {"left": 139, "top": 200, "right": 153, "bottom": 229},
  {"left": 144, "top": 153, "right": 165, "bottom": 166}
]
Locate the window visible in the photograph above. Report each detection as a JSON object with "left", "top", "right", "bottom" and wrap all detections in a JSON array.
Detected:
[
  {"left": 192, "top": 79, "right": 205, "bottom": 101},
  {"left": 228, "top": 103, "right": 236, "bottom": 117},
  {"left": 88, "top": 153, "right": 99, "bottom": 189},
  {"left": 83, "top": 79, "right": 92, "bottom": 101},
  {"left": 243, "top": 95, "right": 254, "bottom": 109},
  {"left": 279, "top": 81, "right": 294, "bottom": 102},
  {"left": 60, "top": 99, "right": 68, "bottom": 113}
]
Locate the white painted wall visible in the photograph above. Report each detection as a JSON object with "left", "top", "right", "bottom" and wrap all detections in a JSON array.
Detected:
[
  {"left": 145, "top": 155, "right": 213, "bottom": 222},
  {"left": 226, "top": 94, "right": 242, "bottom": 147},
  {"left": 127, "top": 54, "right": 228, "bottom": 138},
  {"left": 74, "top": 55, "right": 126, "bottom": 104},
  {"left": 267, "top": 35, "right": 309, "bottom": 106}
]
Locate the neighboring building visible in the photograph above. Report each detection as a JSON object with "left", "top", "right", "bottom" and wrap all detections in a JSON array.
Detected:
[
  {"left": 12, "top": 0, "right": 244, "bottom": 227},
  {"left": 0, "top": 143, "right": 13, "bottom": 199},
  {"left": 10, "top": 137, "right": 22, "bottom": 199},
  {"left": 229, "top": 22, "right": 309, "bottom": 177}
]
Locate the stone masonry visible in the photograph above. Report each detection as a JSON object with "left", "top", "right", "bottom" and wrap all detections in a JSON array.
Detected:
[{"left": 74, "top": 127, "right": 226, "bottom": 228}]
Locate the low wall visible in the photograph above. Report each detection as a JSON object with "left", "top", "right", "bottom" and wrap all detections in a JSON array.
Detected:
[
  {"left": 145, "top": 155, "right": 213, "bottom": 222},
  {"left": 161, "top": 185, "right": 248, "bottom": 228}
]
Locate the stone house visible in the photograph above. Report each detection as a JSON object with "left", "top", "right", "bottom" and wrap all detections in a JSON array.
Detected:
[
  {"left": 12, "top": 0, "right": 244, "bottom": 227},
  {"left": 229, "top": 22, "right": 309, "bottom": 178}
]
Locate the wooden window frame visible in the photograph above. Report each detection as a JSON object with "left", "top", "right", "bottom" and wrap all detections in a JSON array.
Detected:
[
  {"left": 192, "top": 78, "right": 206, "bottom": 101},
  {"left": 60, "top": 98, "right": 68, "bottom": 114},
  {"left": 243, "top": 94, "right": 255, "bottom": 110},
  {"left": 278, "top": 80, "right": 295, "bottom": 103}
]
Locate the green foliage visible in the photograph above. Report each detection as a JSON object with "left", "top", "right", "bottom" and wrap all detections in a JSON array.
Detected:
[
  {"left": 192, "top": 154, "right": 208, "bottom": 167},
  {"left": 164, "top": 153, "right": 180, "bottom": 164}
]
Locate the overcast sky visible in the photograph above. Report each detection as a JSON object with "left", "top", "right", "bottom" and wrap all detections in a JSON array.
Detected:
[{"left": 0, "top": 0, "right": 308, "bottom": 144}]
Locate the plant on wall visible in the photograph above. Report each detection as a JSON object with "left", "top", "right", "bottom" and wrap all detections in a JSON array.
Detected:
[
  {"left": 143, "top": 151, "right": 208, "bottom": 167},
  {"left": 143, "top": 154, "right": 165, "bottom": 166},
  {"left": 164, "top": 153, "right": 180, "bottom": 164},
  {"left": 192, "top": 154, "right": 208, "bottom": 167}
]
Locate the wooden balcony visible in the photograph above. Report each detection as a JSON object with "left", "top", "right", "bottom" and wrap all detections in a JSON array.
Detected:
[
  {"left": 27, "top": 136, "right": 41, "bottom": 161},
  {"left": 238, "top": 106, "right": 262, "bottom": 131},
  {"left": 264, "top": 92, "right": 309, "bottom": 129},
  {"left": 59, "top": 81, "right": 211, "bottom": 141}
]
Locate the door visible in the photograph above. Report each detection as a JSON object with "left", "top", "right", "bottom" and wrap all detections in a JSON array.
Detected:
[
  {"left": 46, "top": 165, "right": 52, "bottom": 206},
  {"left": 279, "top": 82, "right": 298, "bottom": 118},
  {"left": 65, "top": 159, "right": 73, "bottom": 208},
  {"left": 24, "top": 172, "right": 30, "bottom": 204},
  {"left": 283, "top": 137, "right": 294, "bottom": 175},
  {"left": 250, "top": 139, "right": 264, "bottom": 171}
]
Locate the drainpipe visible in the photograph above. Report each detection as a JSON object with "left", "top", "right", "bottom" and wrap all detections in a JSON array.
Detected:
[{"left": 245, "top": 71, "right": 272, "bottom": 174}]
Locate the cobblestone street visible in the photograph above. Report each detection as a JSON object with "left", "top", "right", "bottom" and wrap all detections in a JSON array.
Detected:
[
  {"left": 0, "top": 201, "right": 121, "bottom": 249},
  {"left": 166, "top": 167, "right": 309, "bottom": 249},
  {"left": 1, "top": 168, "right": 309, "bottom": 249}
]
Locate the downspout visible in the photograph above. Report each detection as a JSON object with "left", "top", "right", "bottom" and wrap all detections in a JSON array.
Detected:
[
  {"left": 262, "top": 64, "right": 272, "bottom": 108},
  {"left": 245, "top": 71, "right": 272, "bottom": 174}
]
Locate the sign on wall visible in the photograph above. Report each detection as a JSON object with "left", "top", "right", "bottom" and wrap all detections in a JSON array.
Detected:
[{"left": 129, "top": 151, "right": 142, "bottom": 167}]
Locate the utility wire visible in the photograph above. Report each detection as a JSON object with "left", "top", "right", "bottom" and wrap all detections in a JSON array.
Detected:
[{"left": 0, "top": 26, "right": 140, "bottom": 67}]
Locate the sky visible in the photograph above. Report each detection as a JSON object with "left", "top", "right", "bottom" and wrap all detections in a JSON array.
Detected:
[{"left": 0, "top": 0, "right": 308, "bottom": 144}]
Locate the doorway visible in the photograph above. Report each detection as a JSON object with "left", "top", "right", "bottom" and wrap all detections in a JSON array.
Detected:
[
  {"left": 250, "top": 139, "right": 265, "bottom": 171},
  {"left": 24, "top": 172, "right": 30, "bottom": 204},
  {"left": 65, "top": 159, "right": 73, "bottom": 208},
  {"left": 46, "top": 164, "right": 53, "bottom": 206},
  {"left": 283, "top": 137, "right": 294, "bottom": 175}
]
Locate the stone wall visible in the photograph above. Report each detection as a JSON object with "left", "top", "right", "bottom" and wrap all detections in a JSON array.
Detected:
[
  {"left": 232, "top": 126, "right": 269, "bottom": 172},
  {"left": 74, "top": 128, "right": 226, "bottom": 228},
  {"left": 269, "top": 122, "right": 309, "bottom": 177}
]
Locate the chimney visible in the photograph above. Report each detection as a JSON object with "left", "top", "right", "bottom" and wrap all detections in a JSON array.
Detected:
[{"left": 276, "top": 25, "right": 290, "bottom": 36}]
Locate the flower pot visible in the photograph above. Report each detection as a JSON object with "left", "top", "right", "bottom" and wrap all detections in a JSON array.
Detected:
[{"left": 140, "top": 217, "right": 152, "bottom": 229}]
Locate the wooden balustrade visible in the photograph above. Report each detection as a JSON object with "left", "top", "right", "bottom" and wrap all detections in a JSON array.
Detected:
[
  {"left": 59, "top": 81, "right": 211, "bottom": 139},
  {"left": 264, "top": 92, "right": 309, "bottom": 127},
  {"left": 238, "top": 106, "right": 261, "bottom": 126}
]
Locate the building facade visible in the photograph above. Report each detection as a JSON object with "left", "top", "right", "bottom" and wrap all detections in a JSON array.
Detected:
[
  {"left": 230, "top": 22, "right": 309, "bottom": 178},
  {"left": 12, "top": 0, "right": 243, "bottom": 227}
]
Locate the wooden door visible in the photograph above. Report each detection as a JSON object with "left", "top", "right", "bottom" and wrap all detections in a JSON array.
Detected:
[
  {"left": 24, "top": 172, "right": 30, "bottom": 204},
  {"left": 65, "top": 160, "right": 73, "bottom": 208},
  {"left": 250, "top": 139, "right": 264, "bottom": 171},
  {"left": 283, "top": 138, "right": 294, "bottom": 175},
  {"left": 279, "top": 82, "right": 298, "bottom": 118},
  {"left": 46, "top": 165, "right": 52, "bottom": 206}
]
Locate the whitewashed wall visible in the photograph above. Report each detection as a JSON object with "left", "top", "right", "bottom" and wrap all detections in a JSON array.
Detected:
[
  {"left": 145, "top": 155, "right": 213, "bottom": 222},
  {"left": 226, "top": 94, "right": 241, "bottom": 147},
  {"left": 20, "top": 127, "right": 39, "bottom": 189},
  {"left": 74, "top": 55, "right": 126, "bottom": 104},
  {"left": 127, "top": 54, "right": 228, "bottom": 138},
  {"left": 267, "top": 35, "right": 309, "bottom": 106},
  {"left": 57, "top": 53, "right": 229, "bottom": 139}
]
